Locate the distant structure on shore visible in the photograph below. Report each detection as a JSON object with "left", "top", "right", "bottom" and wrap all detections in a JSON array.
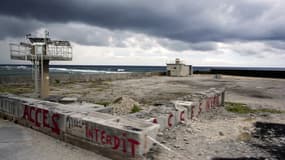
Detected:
[
  {"left": 9, "top": 31, "right": 72, "bottom": 98},
  {"left": 166, "top": 58, "right": 193, "bottom": 77}
]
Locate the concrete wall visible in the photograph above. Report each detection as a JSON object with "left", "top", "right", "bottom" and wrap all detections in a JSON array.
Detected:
[
  {"left": 0, "top": 88, "right": 226, "bottom": 159},
  {"left": 130, "top": 88, "right": 225, "bottom": 131},
  {"left": 0, "top": 94, "right": 159, "bottom": 159},
  {"left": 0, "top": 72, "right": 165, "bottom": 84}
]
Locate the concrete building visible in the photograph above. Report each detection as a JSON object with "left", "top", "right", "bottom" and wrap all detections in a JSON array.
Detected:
[{"left": 166, "top": 58, "right": 193, "bottom": 77}]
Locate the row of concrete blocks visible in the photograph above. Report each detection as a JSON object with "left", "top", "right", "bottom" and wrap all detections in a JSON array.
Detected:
[
  {"left": 130, "top": 88, "right": 225, "bottom": 131},
  {"left": 0, "top": 88, "right": 225, "bottom": 159},
  {"left": 0, "top": 94, "right": 159, "bottom": 160}
]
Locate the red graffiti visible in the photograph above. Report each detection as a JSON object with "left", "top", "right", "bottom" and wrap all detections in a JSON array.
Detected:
[
  {"left": 152, "top": 118, "right": 158, "bottom": 124},
  {"left": 112, "top": 136, "right": 120, "bottom": 150},
  {"left": 198, "top": 102, "right": 202, "bottom": 115},
  {"left": 128, "top": 138, "right": 140, "bottom": 157},
  {"left": 180, "top": 111, "right": 185, "bottom": 121},
  {"left": 212, "top": 96, "right": 215, "bottom": 108},
  {"left": 168, "top": 113, "right": 173, "bottom": 127},
  {"left": 43, "top": 109, "right": 50, "bottom": 128},
  {"left": 35, "top": 109, "right": 41, "bottom": 127},
  {"left": 206, "top": 99, "right": 210, "bottom": 111},
  {"left": 85, "top": 126, "right": 140, "bottom": 157},
  {"left": 23, "top": 105, "right": 60, "bottom": 135},
  {"left": 216, "top": 95, "right": 220, "bottom": 106},
  {"left": 51, "top": 114, "right": 60, "bottom": 135}
]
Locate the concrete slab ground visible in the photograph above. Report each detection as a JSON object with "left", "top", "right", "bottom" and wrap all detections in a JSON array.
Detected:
[{"left": 0, "top": 119, "right": 110, "bottom": 160}]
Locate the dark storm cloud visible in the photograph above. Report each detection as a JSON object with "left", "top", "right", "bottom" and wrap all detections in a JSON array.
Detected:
[
  {"left": 0, "top": 16, "right": 43, "bottom": 40},
  {"left": 0, "top": 0, "right": 283, "bottom": 44}
]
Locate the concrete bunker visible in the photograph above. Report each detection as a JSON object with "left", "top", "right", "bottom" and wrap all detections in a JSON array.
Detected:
[{"left": 166, "top": 58, "right": 193, "bottom": 77}]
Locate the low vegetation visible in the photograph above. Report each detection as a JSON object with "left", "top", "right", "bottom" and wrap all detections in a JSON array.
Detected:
[
  {"left": 130, "top": 104, "right": 141, "bottom": 113},
  {"left": 55, "top": 79, "right": 61, "bottom": 84},
  {"left": 88, "top": 80, "right": 110, "bottom": 91},
  {"left": 0, "top": 85, "right": 33, "bottom": 94},
  {"left": 225, "top": 102, "right": 284, "bottom": 114}
]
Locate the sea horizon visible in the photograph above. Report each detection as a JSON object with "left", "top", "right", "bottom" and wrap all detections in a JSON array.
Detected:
[{"left": 1, "top": 64, "right": 285, "bottom": 77}]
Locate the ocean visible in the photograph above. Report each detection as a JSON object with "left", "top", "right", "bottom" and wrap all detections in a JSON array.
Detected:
[{"left": 0, "top": 64, "right": 285, "bottom": 76}]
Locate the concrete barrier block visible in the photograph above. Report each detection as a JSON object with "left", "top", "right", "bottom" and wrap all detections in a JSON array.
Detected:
[
  {"left": 93, "top": 106, "right": 113, "bottom": 113},
  {"left": 149, "top": 114, "right": 169, "bottom": 130},
  {"left": 198, "top": 98, "right": 208, "bottom": 114},
  {"left": 0, "top": 95, "right": 25, "bottom": 118},
  {"left": 174, "top": 105, "right": 188, "bottom": 124},
  {"left": 66, "top": 112, "right": 116, "bottom": 138},
  {"left": 211, "top": 89, "right": 223, "bottom": 107},
  {"left": 0, "top": 88, "right": 227, "bottom": 159},
  {"left": 171, "top": 100, "right": 197, "bottom": 120},
  {"left": 65, "top": 112, "right": 159, "bottom": 159},
  {"left": 221, "top": 90, "right": 226, "bottom": 106},
  {"left": 106, "top": 117, "right": 159, "bottom": 157},
  {"left": 18, "top": 102, "right": 71, "bottom": 139}
]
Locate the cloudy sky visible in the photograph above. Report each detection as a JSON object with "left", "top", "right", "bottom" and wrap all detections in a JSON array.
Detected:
[{"left": 1, "top": 0, "right": 285, "bottom": 66}]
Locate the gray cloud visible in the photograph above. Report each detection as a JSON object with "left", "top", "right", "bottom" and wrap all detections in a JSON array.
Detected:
[
  {"left": 158, "top": 38, "right": 217, "bottom": 51},
  {"left": 0, "top": 0, "right": 284, "bottom": 44},
  {"left": 0, "top": 16, "right": 43, "bottom": 40},
  {"left": 47, "top": 23, "right": 129, "bottom": 47},
  {"left": 266, "top": 40, "right": 285, "bottom": 51}
]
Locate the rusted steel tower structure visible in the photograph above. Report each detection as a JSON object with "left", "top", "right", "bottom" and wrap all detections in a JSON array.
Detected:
[{"left": 10, "top": 31, "right": 72, "bottom": 98}]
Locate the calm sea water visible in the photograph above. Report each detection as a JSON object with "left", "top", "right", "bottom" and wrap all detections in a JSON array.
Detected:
[{"left": 0, "top": 64, "right": 285, "bottom": 76}]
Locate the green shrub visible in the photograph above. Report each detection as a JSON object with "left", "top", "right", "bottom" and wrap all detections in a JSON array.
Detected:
[
  {"left": 225, "top": 102, "right": 284, "bottom": 114},
  {"left": 55, "top": 79, "right": 60, "bottom": 84},
  {"left": 131, "top": 104, "right": 141, "bottom": 113},
  {"left": 225, "top": 102, "right": 252, "bottom": 114}
]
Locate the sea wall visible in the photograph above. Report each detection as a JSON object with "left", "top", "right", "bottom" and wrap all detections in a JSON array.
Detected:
[
  {"left": 194, "top": 69, "right": 285, "bottom": 79},
  {"left": 0, "top": 72, "right": 165, "bottom": 84},
  {"left": 0, "top": 94, "right": 159, "bottom": 159}
]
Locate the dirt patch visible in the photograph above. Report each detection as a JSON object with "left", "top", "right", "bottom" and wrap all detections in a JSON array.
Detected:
[{"left": 110, "top": 96, "right": 140, "bottom": 115}]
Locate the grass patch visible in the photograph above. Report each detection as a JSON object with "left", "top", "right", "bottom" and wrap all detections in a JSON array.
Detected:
[
  {"left": 225, "top": 102, "right": 252, "bottom": 114},
  {"left": 130, "top": 104, "right": 141, "bottom": 113},
  {"left": 225, "top": 102, "right": 284, "bottom": 114},
  {"left": 0, "top": 86, "right": 33, "bottom": 94},
  {"left": 88, "top": 80, "right": 110, "bottom": 91}
]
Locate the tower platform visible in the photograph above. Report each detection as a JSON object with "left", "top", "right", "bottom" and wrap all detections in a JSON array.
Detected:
[{"left": 9, "top": 34, "right": 73, "bottom": 98}]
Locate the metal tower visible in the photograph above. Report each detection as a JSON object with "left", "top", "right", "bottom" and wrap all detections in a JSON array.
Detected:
[{"left": 9, "top": 31, "right": 72, "bottom": 98}]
